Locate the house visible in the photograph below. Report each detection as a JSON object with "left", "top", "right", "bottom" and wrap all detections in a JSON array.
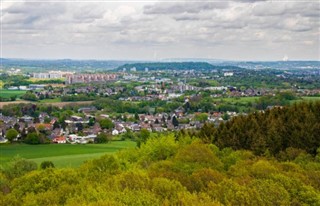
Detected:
[
  {"left": 29, "top": 84, "right": 46, "bottom": 90},
  {"left": 50, "top": 118, "right": 58, "bottom": 125},
  {"left": 140, "top": 123, "right": 152, "bottom": 131},
  {"left": 78, "top": 107, "right": 97, "bottom": 113},
  {"left": 224, "top": 72, "right": 234, "bottom": 77},
  {"left": 35, "top": 123, "right": 52, "bottom": 131},
  {"left": 152, "top": 125, "right": 165, "bottom": 132},
  {"left": 53, "top": 136, "right": 66, "bottom": 144},
  {"left": 49, "top": 128, "right": 64, "bottom": 139},
  {"left": 114, "top": 123, "right": 127, "bottom": 133},
  {"left": 112, "top": 129, "right": 119, "bottom": 136},
  {"left": 71, "top": 116, "right": 83, "bottom": 121},
  {"left": 20, "top": 116, "right": 34, "bottom": 123},
  {"left": 86, "top": 134, "right": 97, "bottom": 142},
  {"left": 130, "top": 124, "right": 141, "bottom": 132},
  {"left": 68, "top": 134, "right": 96, "bottom": 144},
  {"left": 174, "top": 108, "right": 184, "bottom": 117},
  {"left": 39, "top": 112, "right": 50, "bottom": 123},
  {"left": 100, "top": 114, "right": 110, "bottom": 118}
]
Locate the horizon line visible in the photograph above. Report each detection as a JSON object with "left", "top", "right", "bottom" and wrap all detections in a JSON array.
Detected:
[{"left": 1, "top": 57, "right": 319, "bottom": 62}]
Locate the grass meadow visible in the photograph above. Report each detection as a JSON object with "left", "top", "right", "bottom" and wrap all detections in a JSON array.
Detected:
[
  {"left": 0, "top": 141, "right": 136, "bottom": 168},
  {"left": 300, "top": 96, "right": 320, "bottom": 101},
  {"left": 39, "top": 98, "right": 62, "bottom": 103},
  {"left": 0, "top": 90, "right": 26, "bottom": 99}
]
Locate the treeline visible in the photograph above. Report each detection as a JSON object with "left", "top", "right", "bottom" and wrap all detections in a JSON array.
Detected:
[
  {"left": 31, "top": 79, "right": 65, "bottom": 84},
  {"left": 0, "top": 74, "right": 64, "bottom": 88},
  {"left": 219, "top": 69, "right": 320, "bottom": 89},
  {"left": 194, "top": 101, "right": 320, "bottom": 156},
  {"left": 254, "top": 91, "right": 297, "bottom": 110},
  {"left": 61, "top": 94, "right": 96, "bottom": 102},
  {"left": 1, "top": 135, "right": 319, "bottom": 205},
  {"left": 93, "top": 98, "right": 180, "bottom": 114},
  {"left": 117, "top": 62, "right": 243, "bottom": 71},
  {"left": 0, "top": 103, "right": 60, "bottom": 117}
]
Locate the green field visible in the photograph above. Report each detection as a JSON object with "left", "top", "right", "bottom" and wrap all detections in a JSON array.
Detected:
[
  {"left": 216, "top": 96, "right": 260, "bottom": 103},
  {"left": 215, "top": 96, "right": 320, "bottom": 104},
  {"left": 0, "top": 141, "right": 136, "bottom": 168},
  {"left": 0, "top": 90, "right": 26, "bottom": 99},
  {"left": 39, "top": 98, "right": 61, "bottom": 103},
  {"left": 301, "top": 96, "right": 320, "bottom": 101}
]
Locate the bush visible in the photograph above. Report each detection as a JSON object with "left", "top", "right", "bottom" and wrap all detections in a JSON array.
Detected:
[
  {"left": 94, "top": 132, "right": 112, "bottom": 143},
  {"left": 2, "top": 157, "right": 37, "bottom": 179},
  {"left": 40, "top": 161, "right": 55, "bottom": 169},
  {"left": 24, "top": 132, "right": 41, "bottom": 144}
]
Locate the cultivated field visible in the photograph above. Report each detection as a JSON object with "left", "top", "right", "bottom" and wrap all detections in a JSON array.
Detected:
[{"left": 0, "top": 141, "right": 136, "bottom": 168}]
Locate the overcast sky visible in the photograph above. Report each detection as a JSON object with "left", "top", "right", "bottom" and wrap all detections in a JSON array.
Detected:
[{"left": 1, "top": 0, "right": 319, "bottom": 61}]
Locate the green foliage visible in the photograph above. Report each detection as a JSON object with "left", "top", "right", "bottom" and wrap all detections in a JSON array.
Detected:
[
  {"left": 61, "top": 94, "right": 96, "bottom": 101},
  {"left": 197, "top": 123, "right": 216, "bottom": 143},
  {"left": 5, "top": 129, "right": 19, "bottom": 142},
  {"left": 0, "top": 103, "right": 60, "bottom": 117},
  {"left": 1, "top": 126, "right": 320, "bottom": 205},
  {"left": 98, "top": 118, "right": 114, "bottom": 130},
  {"left": 194, "top": 113, "right": 208, "bottom": 123},
  {"left": 21, "top": 91, "right": 38, "bottom": 101},
  {"left": 172, "top": 115, "right": 179, "bottom": 127},
  {"left": 40, "top": 161, "right": 55, "bottom": 169},
  {"left": 120, "top": 129, "right": 136, "bottom": 141},
  {"left": 138, "top": 134, "right": 178, "bottom": 165},
  {"left": 24, "top": 132, "right": 41, "bottom": 144},
  {"left": 95, "top": 132, "right": 112, "bottom": 143},
  {"left": 1, "top": 156, "right": 37, "bottom": 179},
  {"left": 88, "top": 117, "right": 95, "bottom": 126},
  {"left": 81, "top": 154, "right": 122, "bottom": 177},
  {"left": 175, "top": 142, "right": 223, "bottom": 173},
  {"left": 151, "top": 177, "right": 186, "bottom": 202},
  {"left": 254, "top": 91, "right": 298, "bottom": 110},
  {"left": 136, "top": 128, "right": 151, "bottom": 147},
  {"left": 214, "top": 101, "right": 320, "bottom": 156}
]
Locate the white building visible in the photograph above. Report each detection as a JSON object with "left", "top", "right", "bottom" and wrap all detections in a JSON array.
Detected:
[
  {"left": 204, "top": 86, "right": 228, "bottom": 91},
  {"left": 33, "top": 72, "right": 63, "bottom": 79},
  {"left": 224, "top": 72, "right": 234, "bottom": 77},
  {"left": 112, "top": 129, "right": 119, "bottom": 136}
]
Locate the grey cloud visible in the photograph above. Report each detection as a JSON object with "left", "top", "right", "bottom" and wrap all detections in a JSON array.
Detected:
[
  {"left": 2, "top": 1, "right": 319, "bottom": 60},
  {"left": 72, "top": 5, "right": 106, "bottom": 22},
  {"left": 144, "top": 2, "right": 229, "bottom": 15},
  {"left": 234, "top": 0, "right": 267, "bottom": 2},
  {"left": 173, "top": 13, "right": 212, "bottom": 21},
  {"left": 252, "top": 3, "right": 287, "bottom": 16},
  {"left": 252, "top": 1, "right": 320, "bottom": 18},
  {"left": 3, "top": 2, "right": 67, "bottom": 29},
  {"left": 23, "top": 16, "right": 40, "bottom": 25},
  {"left": 5, "top": 2, "right": 66, "bottom": 15}
]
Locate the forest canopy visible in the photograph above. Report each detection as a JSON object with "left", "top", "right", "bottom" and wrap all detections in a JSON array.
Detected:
[{"left": 1, "top": 134, "right": 319, "bottom": 205}]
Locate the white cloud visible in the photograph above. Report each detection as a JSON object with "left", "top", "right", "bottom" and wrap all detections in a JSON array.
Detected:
[{"left": 2, "top": 1, "right": 319, "bottom": 60}]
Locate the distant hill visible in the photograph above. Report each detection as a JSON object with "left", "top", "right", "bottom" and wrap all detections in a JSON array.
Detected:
[
  {"left": 0, "top": 58, "right": 141, "bottom": 72},
  {"left": 116, "top": 62, "right": 244, "bottom": 71}
]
